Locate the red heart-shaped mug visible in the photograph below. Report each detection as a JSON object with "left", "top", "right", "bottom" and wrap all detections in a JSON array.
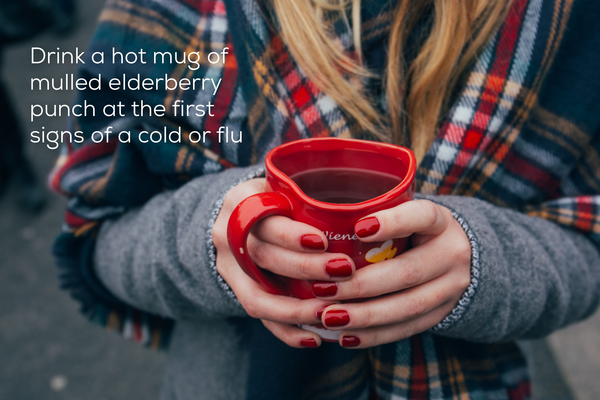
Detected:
[{"left": 227, "top": 138, "right": 416, "bottom": 340}]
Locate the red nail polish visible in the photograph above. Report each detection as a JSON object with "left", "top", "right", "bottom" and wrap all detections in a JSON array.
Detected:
[
  {"left": 341, "top": 336, "right": 361, "bottom": 348},
  {"left": 301, "top": 234, "right": 325, "bottom": 250},
  {"left": 312, "top": 281, "right": 338, "bottom": 297},
  {"left": 316, "top": 304, "right": 335, "bottom": 320},
  {"left": 324, "top": 310, "right": 350, "bottom": 327},
  {"left": 355, "top": 217, "right": 380, "bottom": 238},
  {"left": 325, "top": 258, "right": 353, "bottom": 278},
  {"left": 300, "top": 338, "right": 319, "bottom": 348}
]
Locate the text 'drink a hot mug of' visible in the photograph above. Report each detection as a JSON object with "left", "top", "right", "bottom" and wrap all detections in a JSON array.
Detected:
[{"left": 227, "top": 138, "right": 416, "bottom": 341}]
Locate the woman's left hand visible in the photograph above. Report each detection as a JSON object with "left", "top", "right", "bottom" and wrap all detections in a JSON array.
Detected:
[{"left": 315, "top": 199, "right": 472, "bottom": 348}]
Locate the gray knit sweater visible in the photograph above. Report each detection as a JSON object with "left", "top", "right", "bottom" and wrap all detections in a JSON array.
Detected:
[{"left": 93, "top": 164, "right": 600, "bottom": 400}]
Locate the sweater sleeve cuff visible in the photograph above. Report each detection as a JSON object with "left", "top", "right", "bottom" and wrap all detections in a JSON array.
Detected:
[{"left": 206, "top": 166, "right": 266, "bottom": 302}]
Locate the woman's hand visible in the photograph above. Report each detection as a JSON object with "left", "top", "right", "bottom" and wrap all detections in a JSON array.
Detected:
[
  {"left": 213, "top": 183, "right": 471, "bottom": 349},
  {"left": 315, "top": 200, "right": 472, "bottom": 348},
  {"left": 211, "top": 178, "right": 353, "bottom": 348}
]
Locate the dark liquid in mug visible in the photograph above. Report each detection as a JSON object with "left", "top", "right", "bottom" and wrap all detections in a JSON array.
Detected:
[{"left": 290, "top": 168, "right": 402, "bottom": 204}]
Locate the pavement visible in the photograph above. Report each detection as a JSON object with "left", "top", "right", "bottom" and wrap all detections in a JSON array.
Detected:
[{"left": 0, "top": 1, "right": 598, "bottom": 400}]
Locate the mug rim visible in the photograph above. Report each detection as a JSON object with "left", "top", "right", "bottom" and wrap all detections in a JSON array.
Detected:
[{"left": 265, "top": 137, "right": 417, "bottom": 211}]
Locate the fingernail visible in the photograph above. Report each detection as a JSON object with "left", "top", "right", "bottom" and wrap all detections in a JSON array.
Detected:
[
  {"left": 325, "top": 258, "right": 353, "bottom": 278},
  {"left": 312, "top": 281, "right": 338, "bottom": 297},
  {"left": 316, "top": 304, "right": 335, "bottom": 320},
  {"left": 301, "top": 234, "right": 325, "bottom": 251},
  {"left": 341, "top": 336, "right": 361, "bottom": 348},
  {"left": 355, "top": 217, "right": 380, "bottom": 238},
  {"left": 300, "top": 338, "right": 319, "bottom": 348},
  {"left": 324, "top": 310, "right": 350, "bottom": 327}
]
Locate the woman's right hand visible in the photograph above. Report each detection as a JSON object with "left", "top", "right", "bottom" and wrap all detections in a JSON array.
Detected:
[{"left": 211, "top": 178, "right": 355, "bottom": 348}]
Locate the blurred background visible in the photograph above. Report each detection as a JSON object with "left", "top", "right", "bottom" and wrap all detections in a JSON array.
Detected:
[{"left": 0, "top": 1, "right": 598, "bottom": 399}]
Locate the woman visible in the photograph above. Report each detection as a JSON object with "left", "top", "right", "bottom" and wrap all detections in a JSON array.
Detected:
[{"left": 52, "top": 0, "right": 600, "bottom": 399}]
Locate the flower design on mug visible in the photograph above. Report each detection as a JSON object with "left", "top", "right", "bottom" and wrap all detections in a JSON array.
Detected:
[{"left": 365, "top": 240, "right": 397, "bottom": 264}]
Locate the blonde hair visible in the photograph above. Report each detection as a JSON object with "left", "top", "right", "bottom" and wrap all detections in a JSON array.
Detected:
[{"left": 270, "top": 0, "right": 512, "bottom": 161}]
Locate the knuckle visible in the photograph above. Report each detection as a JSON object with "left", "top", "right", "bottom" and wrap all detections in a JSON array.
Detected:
[
  {"left": 447, "top": 240, "right": 472, "bottom": 292},
  {"left": 372, "top": 330, "right": 385, "bottom": 347},
  {"left": 363, "top": 330, "right": 380, "bottom": 348},
  {"left": 255, "top": 216, "right": 292, "bottom": 244},
  {"left": 404, "top": 296, "right": 428, "bottom": 319},
  {"left": 348, "top": 275, "right": 366, "bottom": 298},
  {"left": 242, "top": 296, "right": 262, "bottom": 319},
  {"left": 298, "top": 257, "right": 314, "bottom": 280},
  {"left": 360, "top": 307, "right": 373, "bottom": 328},
  {"left": 454, "top": 237, "right": 472, "bottom": 265},
  {"left": 248, "top": 241, "right": 268, "bottom": 267},
  {"left": 277, "top": 225, "right": 296, "bottom": 245},
  {"left": 400, "top": 261, "right": 422, "bottom": 287},
  {"left": 454, "top": 268, "right": 472, "bottom": 292},
  {"left": 388, "top": 212, "right": 404, "bottom": 234},
  {"left": 212, "top": 228, "right": 227, "bottom": 250},
  {"left": 289, "top": 305, "right": 304, "bottom": 325},
  {"left": 420, "top": 201, "right": 439, "bottom": 227},
  {"left": 400, "top": 323, "right": 416, "bottom": 339}
]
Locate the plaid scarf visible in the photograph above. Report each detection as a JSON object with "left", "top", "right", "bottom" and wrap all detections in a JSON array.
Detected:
[{"left": 51, "top": 0, "right": 598, "bottom": 398}]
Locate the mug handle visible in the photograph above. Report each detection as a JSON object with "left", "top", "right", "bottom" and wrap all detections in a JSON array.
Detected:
[{"left": 227, "top": 192, "right": 293, "bottom": 296}]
